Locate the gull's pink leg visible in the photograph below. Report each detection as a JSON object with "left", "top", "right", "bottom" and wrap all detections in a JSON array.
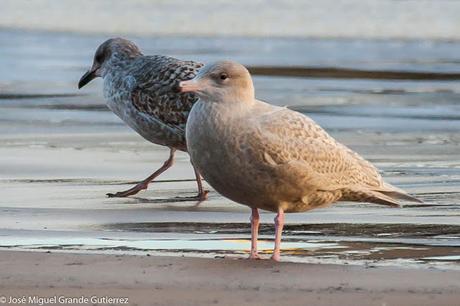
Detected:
[
  {"left": 107, "top": 148, "right": 176, "bottom": 198},
  {"left": 271, "top": 208, "right": 285, "bottom": 262},
  {"left": 249, "top": 207, "right": 261, "bottom": 259},
  {"left": 192, "top": 167, "right": 209, "bottom": 203}
]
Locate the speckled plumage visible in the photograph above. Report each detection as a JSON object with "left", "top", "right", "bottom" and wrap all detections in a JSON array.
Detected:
[
  {"left": 103, "top": 53, "right": 202, "bottom": 150},
  {"left": 79, "top": 38, "right": 207, "bottom": 199}
]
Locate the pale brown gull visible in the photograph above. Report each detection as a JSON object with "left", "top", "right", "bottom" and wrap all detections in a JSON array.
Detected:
[{"left": 179, "top": 60, "right": 421, "bottom": 261}]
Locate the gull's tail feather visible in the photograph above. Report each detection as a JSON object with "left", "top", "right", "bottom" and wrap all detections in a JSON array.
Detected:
[
  {"left": 377, "top": 190, "right": 423, "bottom": 203},
  {"left": 365, "top": 191, "right": 401, "bottom": 207},
  {"left": 377, "top": 183, "right": 423, "bottom": 203},
  {"left": 341, "top": 189, "right": 401, "bottom": 208},
  {"left": 341, "top": 183, "right": 422, "bottom": 208}
]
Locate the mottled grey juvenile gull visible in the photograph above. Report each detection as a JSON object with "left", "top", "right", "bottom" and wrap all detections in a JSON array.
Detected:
[
  {"left": 179, "top": 60, "right": 421, "bottom": 261},
  {"left": 78, "top": 38, "right": 208, "bottom": 201}
]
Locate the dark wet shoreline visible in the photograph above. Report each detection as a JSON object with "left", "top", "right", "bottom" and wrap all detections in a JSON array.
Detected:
[
  {"left": 249, "top": 66, "right": 460, "bottom": 80},
  {"left": 103, "top": 222, "right": 460, "bottom": 238}
]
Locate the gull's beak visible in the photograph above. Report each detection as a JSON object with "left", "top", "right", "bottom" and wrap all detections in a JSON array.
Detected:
[
  {"left": 78, "top": 69, "right": 98, "bottom": 89},
  {"left": 178, "top": 79, "right": 201, "bottom": 93}
]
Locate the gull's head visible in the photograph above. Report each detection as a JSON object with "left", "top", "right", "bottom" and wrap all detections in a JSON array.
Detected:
[
  {"left": 78, "top": 38, "right": 142, "bottom": 89},
  {"left": 178, "top": 61, "right": 255, "bottom": 103}
]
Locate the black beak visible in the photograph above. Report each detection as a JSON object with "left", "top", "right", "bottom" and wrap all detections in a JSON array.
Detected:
[{"left": 78, "top": 70, "right": 97, "bottom": 89}]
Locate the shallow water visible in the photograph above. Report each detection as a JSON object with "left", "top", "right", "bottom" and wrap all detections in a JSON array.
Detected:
[
  {"left": 0, "top": 29, "right": 459, "bottom": 267},
  {"left": 1, "top": 223, "right": 459, "bottom": 269}
]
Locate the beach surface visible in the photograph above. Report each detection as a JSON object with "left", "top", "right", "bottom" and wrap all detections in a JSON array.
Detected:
[
  {"left": 1, "top": 251, "right": 459, "bottom": 306},
  {"left": 0, "top": 28, "right": 459, "bottom": 304}
]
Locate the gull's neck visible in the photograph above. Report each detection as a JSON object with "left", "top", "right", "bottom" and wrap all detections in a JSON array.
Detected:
[
  {"left": 206, "top": 84, "right": 256, "bottom": 106},
  {"left": 199, "top": 94, "right": 257, "bottom": 119}
]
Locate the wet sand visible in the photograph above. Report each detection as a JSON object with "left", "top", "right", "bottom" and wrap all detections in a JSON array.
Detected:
[
  {"left": 1, "top": 251, "right": 459, "bottom": 306},
  {"left": 0, "top": 30, "right": 460, "bottom": 304},
  {"left": 1, "top": 130, "right": 459, "bottom": 266}
]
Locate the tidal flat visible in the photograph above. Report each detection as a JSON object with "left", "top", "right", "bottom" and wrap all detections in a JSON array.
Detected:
[{"left": 0, "top": 30, "right": 459, "bottom": 305}]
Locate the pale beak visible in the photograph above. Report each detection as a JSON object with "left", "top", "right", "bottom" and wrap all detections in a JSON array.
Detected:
[{"left": 178, "top": 80, "right": 201, "bottom": 93}]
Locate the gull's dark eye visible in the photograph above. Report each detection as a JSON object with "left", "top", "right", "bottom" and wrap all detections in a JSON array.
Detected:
[{"left": 220, "top": 73, "right": 228, "bottom": 80}]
